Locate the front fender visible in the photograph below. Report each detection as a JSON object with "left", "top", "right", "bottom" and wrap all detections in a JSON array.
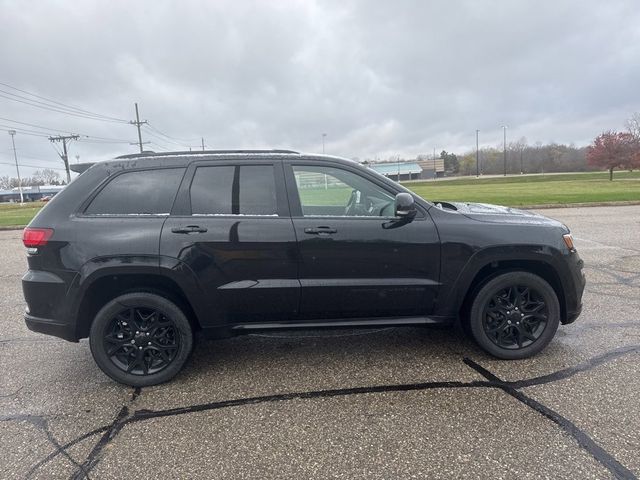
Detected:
[{"left": 435, "top": 244, "right": 572, "bottom": 318}]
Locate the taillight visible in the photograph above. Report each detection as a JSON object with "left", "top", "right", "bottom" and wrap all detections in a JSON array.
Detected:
[{"left": 22, "top": 228, "right": 54, "bottom": 248}]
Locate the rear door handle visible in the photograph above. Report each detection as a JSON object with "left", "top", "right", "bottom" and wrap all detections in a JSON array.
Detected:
[
  {"left": 171, "top": 225, "right": 208, "bottom": 234},
  {"left": 304, "top": 226, "right": 337, "bottom": 235}
]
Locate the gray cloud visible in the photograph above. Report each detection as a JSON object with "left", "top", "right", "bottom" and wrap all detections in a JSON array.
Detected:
[{"left": 1, "top": 0, "right": 639, "bottom": 176}]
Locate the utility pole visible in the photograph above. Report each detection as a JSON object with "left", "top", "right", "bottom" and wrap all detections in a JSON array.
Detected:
[
  {"left": 8, "top": 130, "right": 23, "bottom": 203},
  {"left": 322, "top": 133, "right": 327, "bottom": 154},
  {"left": 476, "top": 129, "right": 480, "bottom": 177},
  {"left": 502, "top": 125, "right": 507, "bottom": 176},
  {"left": 49, "top": 134, "right": 79, "bottom": 183},
  {"left": 129, "top": 103, "right": 148, "bottom": 153},
  {"left": 201, "top": 137, "right": 205, "bottom": 151}
]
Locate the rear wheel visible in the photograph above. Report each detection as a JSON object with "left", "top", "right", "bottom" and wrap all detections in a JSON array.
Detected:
[
  {"left": 469, "top": 272, "right": 560, "bottom": 359},
  {"left": 89, "top": 292, "right": 193, "bottom": 386}
]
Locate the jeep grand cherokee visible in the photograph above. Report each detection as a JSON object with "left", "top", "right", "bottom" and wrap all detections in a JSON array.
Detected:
[{"left": 22, "top": 150, "right": 585, "bottom": 386}]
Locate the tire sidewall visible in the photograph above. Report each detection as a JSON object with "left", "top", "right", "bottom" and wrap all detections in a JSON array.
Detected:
[
  {"left": 469, "top": 272, "right": 560, "bottom": 360},
  {"left": 89, "top": 292, "right": 193, "bottom": 387}
]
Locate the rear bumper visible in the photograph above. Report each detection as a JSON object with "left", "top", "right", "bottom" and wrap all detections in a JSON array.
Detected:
[
  {"left": 22, "top": 269, "right": 78, "bottom": 342},
  {"left": 24, "top": 312, "right": 78, "bottom": 342}
]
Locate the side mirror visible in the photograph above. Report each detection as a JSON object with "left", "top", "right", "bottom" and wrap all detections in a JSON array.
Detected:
[{"left": 394, "top": 192, "right": 417, "bottom": 219}]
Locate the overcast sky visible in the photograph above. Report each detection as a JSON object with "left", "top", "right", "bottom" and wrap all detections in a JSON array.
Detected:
[{"left": 1, "top": 0, "right": 639, "bottom": 177}]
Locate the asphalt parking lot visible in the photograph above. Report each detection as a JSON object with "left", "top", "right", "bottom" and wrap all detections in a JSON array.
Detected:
[{"left": 1, "top": 205, "right": 639, "bottom": 479}]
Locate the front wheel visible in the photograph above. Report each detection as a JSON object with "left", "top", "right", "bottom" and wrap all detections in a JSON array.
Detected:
[
  {"left": 469, "top": 272, "right": 560, "bottom": 359},
  {"left": 89, "top": 292, "right": 193, "bottom": 386}
]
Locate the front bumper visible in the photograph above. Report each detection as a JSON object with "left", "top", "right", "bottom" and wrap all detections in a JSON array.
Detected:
[{"left": 562, "top": 254, "right": 586, "bottom": 325}]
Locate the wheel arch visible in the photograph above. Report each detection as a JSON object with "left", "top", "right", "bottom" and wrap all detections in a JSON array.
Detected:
[
  {"left": 457, "top": 259, "right": 566, "bottom": 327},
  {"left": 73, "top": 269, "right": 203, "bottom": 339}
]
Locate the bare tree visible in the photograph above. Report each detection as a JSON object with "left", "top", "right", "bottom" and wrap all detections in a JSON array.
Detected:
[
  {"left": 626, "top": 112, "right": 640, "bottom": 140},
  {"left": 32, "top": 169, "right": 62, "bottom": 185}
]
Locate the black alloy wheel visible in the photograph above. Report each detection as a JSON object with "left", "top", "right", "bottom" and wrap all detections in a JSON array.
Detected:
[
  {"left": 482, "top": 285, "right": 548, "bottom": 350},
  {"left": 90, "top": 292, "right": 193, "bottom": 386},
  {"left": 469, "top": 271, "right": 560, "bottom": 359},
  {"left": 104, "top": 306, "right": 180, "bottom": 375}
]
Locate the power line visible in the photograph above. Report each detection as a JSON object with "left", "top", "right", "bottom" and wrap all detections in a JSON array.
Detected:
[
  {"left": 0, "top": 124, "right": 50, "bottom": 138},
  {"left": 0, "top": 81, "right": 128, "bottom": 122},
  {"left": 0, "top": 117, "right": 135, "bottom": 143},
  {"left": 0, "top": 116, "right": 76, "bottom": 134},
  {"left": 149, "top": 142, "right": 169, "bottom": 151},
  {"left": 0, "top": 160, "right": 67, "bottom": 171},
  {"left": 146, "top": 122, "right": 199, "bottom": 143},
  {"left": 0, "top": 92, "right": 128, "bottom": 124},
  {"left": 1, "top": 150, "right": 62, "bottom": 163},
  {"left": 142, "top": 126, "right": 187, "bottom": 147}
]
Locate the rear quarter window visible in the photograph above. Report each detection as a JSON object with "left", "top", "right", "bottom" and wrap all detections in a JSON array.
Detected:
[{"left": 85, "top": 168, "right": 185, "bottom": 215}]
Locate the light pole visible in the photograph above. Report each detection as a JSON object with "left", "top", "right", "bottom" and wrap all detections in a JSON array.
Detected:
[
  {"left": 520, "top": 146, "right": 524, "bottom": 174},
  {"left": 8, "top": 130, "right": 24, "bottom": 203},
  {"left": 475, "top": 129, "right": 480, "bottom": 177},
  {"left": 433, "top": 147, "right": 437, "bottom": 180},
  {"left": 502, "top": 125, "right": 507, "bottom": 176},
  {"left": 322, "top": 133, "right": 327, "bottom": 154}
]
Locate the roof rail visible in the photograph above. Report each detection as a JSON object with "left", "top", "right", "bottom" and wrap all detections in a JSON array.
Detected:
[{"left": 115, "top": 149, "right": 300, "bottom": 159}]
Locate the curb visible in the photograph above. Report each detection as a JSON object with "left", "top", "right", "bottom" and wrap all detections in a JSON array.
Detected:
[{"left": 520, "top": 200, "right": 640, "bottom": 209}]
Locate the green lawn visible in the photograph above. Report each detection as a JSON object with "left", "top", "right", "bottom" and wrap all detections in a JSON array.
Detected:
[
  {"left": 404, "top": 171, "right": 640, "bottom": 206},
  {"left": 1, "top": 171, "right": 639, "bottom": 228},
  {"left": 0, "top": 202, "right": 46, "bottom": 228}
]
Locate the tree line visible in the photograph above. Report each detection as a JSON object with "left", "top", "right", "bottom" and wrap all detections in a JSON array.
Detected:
[
  {"left": 0, "top": 168, "right": 65, "bottom": 190},
  {"left": 441, "top": 141, "right": 591, "bottom": 176},
  {"left": 442, "top": 114, "right": 640, "bottom": 179}
]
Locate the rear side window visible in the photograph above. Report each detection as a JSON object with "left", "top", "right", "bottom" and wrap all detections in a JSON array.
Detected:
[
  {"left": 190, "top": 165, "right": 277, "bottom": 215},
  {"left": 85, "top": 168, "right": 185, "bottom": 215}
]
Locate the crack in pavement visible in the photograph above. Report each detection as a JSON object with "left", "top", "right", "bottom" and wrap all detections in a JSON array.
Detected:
[
  {"left": 464, "top": 355, "right": 638, "bottom": 480},
  {"left": 0, "top": 414, "right": 91, "bottom": 479},
  {"left": 12, "top": 344, "right": 629, "bottom": 480}
]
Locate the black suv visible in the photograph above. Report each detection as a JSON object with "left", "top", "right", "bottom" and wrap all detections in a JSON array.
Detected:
[{"left": 22, "top": 150, "right": 585, "bottom": 386}]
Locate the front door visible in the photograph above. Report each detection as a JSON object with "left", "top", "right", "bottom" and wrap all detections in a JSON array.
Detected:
[{"left": 284, "top": 161, "right": 441, "bottom": 320}]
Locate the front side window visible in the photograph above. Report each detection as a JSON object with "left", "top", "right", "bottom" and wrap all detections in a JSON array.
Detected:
[
  {"left": 190, "top": 165, "right": 277, "bottom": 215},
  {"left": 85, "top": 168, "right": 185, "bottom": 215},
  {"left": 293, "top": 165, "right": 395, "bottom": 217}
]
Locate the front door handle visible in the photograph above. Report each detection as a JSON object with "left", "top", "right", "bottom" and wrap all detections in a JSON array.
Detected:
[
  {"left": 171, "top": 225, "right": 208, "bottom": 234},
  {"left": 304, "top": 226, "right": 337, "bottom": 235}
]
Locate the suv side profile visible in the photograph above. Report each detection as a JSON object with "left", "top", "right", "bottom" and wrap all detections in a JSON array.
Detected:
[{"left": 22, "top": 150, "right": 585, "bottom": 386}]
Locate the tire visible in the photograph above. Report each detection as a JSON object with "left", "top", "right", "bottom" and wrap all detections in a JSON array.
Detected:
[
  {"left": 89, "top": 292, "right": 193, "bottom": 386},
  {"left": 468, "top": 271, "right": 560, "bottom": 359}
]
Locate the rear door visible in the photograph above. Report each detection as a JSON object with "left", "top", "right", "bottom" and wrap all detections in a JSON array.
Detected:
[
  {"left": 284, "top": 160, "right": 441, "bottom": 320},
  {"left": 160, "top": 159, "right": 299, "bottom": 326}
]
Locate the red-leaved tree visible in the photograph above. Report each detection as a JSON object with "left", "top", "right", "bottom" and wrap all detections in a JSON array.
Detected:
[{"left": 586, "top": 131, "right": 639, "bottom": 180}]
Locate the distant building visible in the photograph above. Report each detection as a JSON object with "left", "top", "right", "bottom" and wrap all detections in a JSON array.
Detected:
[
  {"left": 416, "top": 159, "right": 445, "bottom": 179},
  {"left": 367, "top": 159, "right": 445, "bottom": 181},
  {"left": 367, "top": 162, "right": 422, "bottom": 181},
  {"left": 0, "top": 185, "right": 65, "bottom": 202}
]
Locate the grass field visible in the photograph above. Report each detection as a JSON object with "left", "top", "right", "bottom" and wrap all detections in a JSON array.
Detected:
[
  {"left": 0, "top": 202, "right": 46, "bottom": 228},
  {"left": 405, "top": 171, "right": 640, "bottom": 206},
  {"left": 1, "top": 171, "right": 639, "bottom": 227}
]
